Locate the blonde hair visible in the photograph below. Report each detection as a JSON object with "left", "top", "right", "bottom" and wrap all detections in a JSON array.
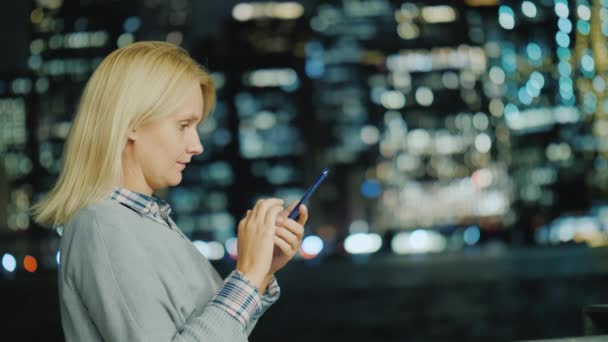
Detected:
[{"left": 31, "top": 41, "right": 216, "bottom": 228}]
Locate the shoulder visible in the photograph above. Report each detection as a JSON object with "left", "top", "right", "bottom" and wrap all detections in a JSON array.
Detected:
[
  {"left": 60, "top": 198, "right": 150, "bottom": 274},
  {"left": 59, "top": 199, "right": 153, "bottom": 292},
  {"left": 64, "top": 198, "right": 140, "bottom": 241}
]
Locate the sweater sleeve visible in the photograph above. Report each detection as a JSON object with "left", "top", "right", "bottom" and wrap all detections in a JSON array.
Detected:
[{"left": 62, "top": 209, "right": 273, "bottom": 342}]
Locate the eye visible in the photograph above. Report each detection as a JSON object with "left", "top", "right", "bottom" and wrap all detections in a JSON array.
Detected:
[{"left": 179, "top": 123, "right": 189, "bottom": 131}]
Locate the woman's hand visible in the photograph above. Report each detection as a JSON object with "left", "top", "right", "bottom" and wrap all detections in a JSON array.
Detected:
[
  {"left": 235, "top": 198, "right": 284, "bottom": 289},
  {"left": 268, "top": 201, "right": 309, "bottom": 275}
]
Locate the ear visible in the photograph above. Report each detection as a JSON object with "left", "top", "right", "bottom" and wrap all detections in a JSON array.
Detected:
[{"left": 127, "top": 129, "right": 137, "bottom": 142}]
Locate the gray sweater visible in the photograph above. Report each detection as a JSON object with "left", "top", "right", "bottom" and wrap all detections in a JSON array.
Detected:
[{"left": 58, "top": 197, "right": 278, "bottom": 341}]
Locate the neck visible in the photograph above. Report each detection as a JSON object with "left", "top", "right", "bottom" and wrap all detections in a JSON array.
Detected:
[{"left": 121, "top": 150, "right": 154, "bottom": 196}]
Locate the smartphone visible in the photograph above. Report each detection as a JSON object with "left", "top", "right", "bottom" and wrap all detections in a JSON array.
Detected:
[{"left": 288, "top": 167, "right": 330, "bottom": 220}]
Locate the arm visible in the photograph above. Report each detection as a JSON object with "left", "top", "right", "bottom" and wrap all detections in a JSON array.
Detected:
[{"left": 64, "top": 211, "right": 267, "bottom": 342}]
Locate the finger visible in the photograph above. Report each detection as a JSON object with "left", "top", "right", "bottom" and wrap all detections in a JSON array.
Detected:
[
  {"left": 277, "top": 219, "right": 304, "bottom": 241},
  {"left": 287, "top": 200, "right": 305, "bottom": 219},
  {"left": 265, "top": 204, "right": 284, "bottom": 226},
  {"left": 274, "top": 235, "right": 295, "bottom": 256},
  {"left": 296, "top": 204, "right": 308, "bottom": 225},
  {"left": 244, "top": 209, "right": 252, "bottom": 224},
  {"left": 252, "top": 199, "right": 265, "bottom": 220},
  {"left": 253, "top": 198, "right": 280, "bottom": 220},
  {"left": 275, "top": 226, "right": 299, "bottom": 248},
  {"left": 284, "top": 201, "right": 304, "bottom": 222},
  {"left": 257, "top": 198, "right": 284, "bottom": 221},
  {"left": 284, "top": 200, "right": 299, "bottom": 215},
  {"left": 277, "top": 201, "right": 296, "bottom": 221}
]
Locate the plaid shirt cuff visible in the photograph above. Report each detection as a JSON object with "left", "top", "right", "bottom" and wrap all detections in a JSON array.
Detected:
[
  {"left": 209, "top": 270, "right": 281, "bottom": 328},
  {"left": 261, "top": 275, "right": 280, "bottom": 310}
]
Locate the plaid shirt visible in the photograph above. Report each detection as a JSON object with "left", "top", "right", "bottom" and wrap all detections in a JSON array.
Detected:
[
  {"left": 108, "top": 186, "right": 280, "bottom": 328},
  {"left": 110, "top": 187, "right": 174, "bottom": 229}
]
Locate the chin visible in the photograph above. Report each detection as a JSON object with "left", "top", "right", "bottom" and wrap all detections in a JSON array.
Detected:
[{"left": 167, "top": 173, "right": 183, "bottom": 186}]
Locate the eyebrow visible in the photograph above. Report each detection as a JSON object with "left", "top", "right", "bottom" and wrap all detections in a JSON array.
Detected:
[{"left": 179, "top": 114, "right": 203, "bottom": 124}]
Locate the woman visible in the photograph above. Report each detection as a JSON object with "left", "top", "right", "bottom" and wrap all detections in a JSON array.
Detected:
[{"left": 31, "top": 41, "right": 308, "bottom": 341}]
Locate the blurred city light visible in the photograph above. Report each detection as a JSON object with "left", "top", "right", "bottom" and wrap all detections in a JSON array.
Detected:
[
  {"left": 420, "top": 6, "right": 457, "bottom": 24},
  {"left": 344, "top": 233, "right": 382, "bottom": 255},
  {"left": 464, "top": 226, "right": 481, "bottom": 245},
  {"left": 24, "top": 255, "right": 37, "bottom": 273},
  {"left": 207, "top": 241, "right": 226, "bottom": 261},
  {"left": 232, "top": 2, "right": 304, "bottom": 21},
  {"left": 225, "top": 238, "right": 238, "bottom": 260},
  {"left": 1, "top": 0, "right": 608, "bottom": 272},
  {"left": 2, "top": 253, "right": 17, "bottom": 272},
  {"left": 300, "top": 235, "right": 324, "bottom": 259},
  {"left": 391, "top": 230, "right": 447, "bottom": 255},
  {"left": 498, "top": 5, "right": 515, "bottom": 29}
]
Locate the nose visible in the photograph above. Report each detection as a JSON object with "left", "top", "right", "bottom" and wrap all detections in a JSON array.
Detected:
[{"left": 187, "top": 131, "right": 204, "bottom": 156}]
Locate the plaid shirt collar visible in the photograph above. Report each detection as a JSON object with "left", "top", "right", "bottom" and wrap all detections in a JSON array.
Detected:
[{"left": 109, "top": 187, "right": 173, "bottom": 227}]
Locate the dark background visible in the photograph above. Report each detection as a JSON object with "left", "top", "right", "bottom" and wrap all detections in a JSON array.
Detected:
[{"left": 2, "top": 0, "right": 608, "bottom": 341}]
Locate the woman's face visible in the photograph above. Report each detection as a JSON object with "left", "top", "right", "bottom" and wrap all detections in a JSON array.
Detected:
[{"left": 124, "top": 82, "right": 204, "bottom": 195}]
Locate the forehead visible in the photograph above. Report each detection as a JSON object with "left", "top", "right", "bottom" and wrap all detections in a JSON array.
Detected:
[{"left": 173, "top": 86, "right": 204, "bottom": 121}]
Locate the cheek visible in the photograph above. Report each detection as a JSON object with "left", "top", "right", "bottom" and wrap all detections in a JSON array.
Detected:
[
  {"left": 140, "top": 134, "right": 175, "bottom": 166},
  {"left": 158, "top": 132, "right": 185, "bottom": 165}
]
